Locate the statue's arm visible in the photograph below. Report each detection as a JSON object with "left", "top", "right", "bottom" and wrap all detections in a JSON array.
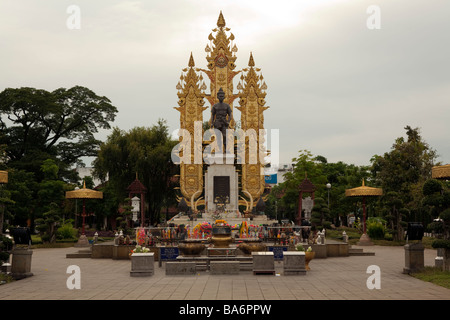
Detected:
[
  {"left": 210, "top": 106, "right": 215, "bottom": 125},
  {"left": 228, "top": 106, "right": 233, "bottom": 122}
]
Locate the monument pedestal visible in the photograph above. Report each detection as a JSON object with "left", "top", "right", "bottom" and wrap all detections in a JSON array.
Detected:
[{"left": 205, "top": 154, "right": 239, "bottom": 212}]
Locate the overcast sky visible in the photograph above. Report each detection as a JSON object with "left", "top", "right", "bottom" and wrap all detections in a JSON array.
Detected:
[{"left": 1, "top": 0, "right": 449, "bottom": 168}]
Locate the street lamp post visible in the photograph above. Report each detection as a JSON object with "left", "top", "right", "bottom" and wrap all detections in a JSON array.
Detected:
[{"left": 326, "top": 183, "right": 331, "bottom": 208}]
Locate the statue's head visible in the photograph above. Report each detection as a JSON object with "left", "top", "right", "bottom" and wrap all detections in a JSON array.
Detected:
[{"left": 217, "top": 88, "right": 225, "bottom": 102}]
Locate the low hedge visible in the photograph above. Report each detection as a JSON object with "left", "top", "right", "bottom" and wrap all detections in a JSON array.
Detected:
[{"left": 432, "top": 239, "right": 450, "bottom": 249}]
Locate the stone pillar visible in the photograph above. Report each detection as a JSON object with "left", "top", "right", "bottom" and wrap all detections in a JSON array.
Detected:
[
  {"left": 403, "top": 242, "right": 424, "bottom": 274},
  {"left": 130, "top": 253, "right": 154, "bottom": 277},
  {"left": 436, "top": 248, "right": 450, "bottom": 271},
  {"left": 11, "top": 248, "right": 33, "bottom": 279},
  {"left": 283, "top": 251, "right": 306, "bottom": 275},
  {"left": 252, "top": 252, "right": 275, "bottom": 275}
]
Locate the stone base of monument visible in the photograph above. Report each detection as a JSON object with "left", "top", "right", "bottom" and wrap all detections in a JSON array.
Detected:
[
  {"left": 165, "top": 262, "right": 197, "bottom": 275},
  {"left": 130, "top": 253, "right": 154, "bottom": 277},
  {"left": 207, "top": 247, "right": 237, "bottom": 256},
  {"left": 357, "top": 233, "right": 374, "bottom": 246},
  {"left": 11, "top": 248, "right": 33, "bottom": 280},
  {"left": 283, "top": 251, "right": 306, "bottom": 275},
  {"left": 252, "top": 252, "right": 275, "bottom": 275},
  {"left": 210, "top": 261, "right": 240, "bottom": 275},
  {"left": 403, "top": 242, "right": 424, "bottom": 274}
]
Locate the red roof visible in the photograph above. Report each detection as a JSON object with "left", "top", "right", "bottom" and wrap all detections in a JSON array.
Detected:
[{"left": 127, "top": 177, "right": 147, "bottom": 193}]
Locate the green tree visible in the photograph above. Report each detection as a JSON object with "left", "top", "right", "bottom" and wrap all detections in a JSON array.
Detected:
[
  {"left": 380, "top": 191, "right": 409, "bottom": 241},
  {"left": 371, "top": 126, "right": 439, "bottom": 234},
  {"left": 35, "top": 202, "right": 61, "bottom": 243},
  {"left": 311, "top": 197, "right": 331, "bottom": 229},
  {"left": 2, "top": 169, "right": 36, "bottom": 228},
  {"left": 422, "top": 179, "right": 450, "bottom": 215},
  {"left": 422, "top": 178, "right": 450, "bottom": 237},
  {"left": 371, "top": 126, "right": 437, "bottom": 211},
  {"left": 0, "top": 185, "right": 14, "bottom": 234},
  {"left": 93, "top": 120, "right": 178, "bottom": 225},
  {"left": 274, "top": 150, "right": 372, "bottom": 227},
  {"left": 0, "top": 86, "right": 117, "bottom": 179}
]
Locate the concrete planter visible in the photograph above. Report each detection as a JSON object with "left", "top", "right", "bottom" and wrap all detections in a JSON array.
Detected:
[
  {"left": 252, "top": 252, "right": 275, "bottom": 275},
  {"left": 130, "top": 253, "right": 154, "bottom": 277},
  {"left": 283, "top": 251, "right": 306, "bottom": 275},
  {"left": 403, "top": 242, "right": 424, "bottom": 274},
  {"left": 11, "top": 248, "right": 33, "bottom": 280}
]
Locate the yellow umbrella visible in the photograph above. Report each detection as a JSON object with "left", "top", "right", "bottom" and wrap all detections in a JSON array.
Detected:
[
  {"left": 432, "top": 164, "right": 450, "bottom": 180},
  {"left": 66, "top": 181, "right": 103, "bottom": 236},
  {"left": 0, "top": 170, "right": 7, "bottom": 184},
  {"left": 345, "top": 179, "right": 382, "bottom": 236}
]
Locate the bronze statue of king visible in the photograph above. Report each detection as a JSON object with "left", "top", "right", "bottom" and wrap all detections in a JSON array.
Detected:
[{"left": 209, "top": 88, "right": 232, "bottom": 152}]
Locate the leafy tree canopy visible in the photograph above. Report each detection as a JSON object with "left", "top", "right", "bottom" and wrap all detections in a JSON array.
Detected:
[
  {"left": 0, "top": 86, "right": 117, "bottom": 179},
  {"left": 93, "top": 119, "right": 178, "bottom": 225}
]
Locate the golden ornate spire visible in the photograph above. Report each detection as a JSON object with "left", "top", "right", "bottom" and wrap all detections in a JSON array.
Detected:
[
  {"left": 217, "top": 11, "right": 226, "bottom": 28},
  {"left": 188, "top": 52, "right": 195, "bottom": 67},
  {"left": 237, "top": 51, "right": 269, "bottom": 205},
  {"left": 174, "top": 51, "right": 207, "bottom": 206},
  {"left": 248, "top": 52, "right": 255, "bottom": 67}
]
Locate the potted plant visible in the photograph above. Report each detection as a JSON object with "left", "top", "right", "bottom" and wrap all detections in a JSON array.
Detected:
[
  {"left": 304, "top": 246, "right": 315, "bottom": 270},
  {"left": 296, "top": 244, "right": 315, "bottom": 270}
]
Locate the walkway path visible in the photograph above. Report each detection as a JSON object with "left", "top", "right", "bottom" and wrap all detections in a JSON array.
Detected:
[{"left": 1, "top": 244, "right": 449, "bottom": 301}]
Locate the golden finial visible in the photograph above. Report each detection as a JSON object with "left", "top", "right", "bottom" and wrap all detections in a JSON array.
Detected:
[
  {"left": 362, "top": 179, "right": 365, "bottom": 186},
  {"left": 83, "top": 180, "right": 86, "bottom": 189},
  {"left": 248, "top": 52, "right": 255, "bottom": 67},
  {"left": 217, "top": 11, "right": 226, "bottom": 28},
  {"left": 188, "top": 52, "right": 195, "bottom": 67}
]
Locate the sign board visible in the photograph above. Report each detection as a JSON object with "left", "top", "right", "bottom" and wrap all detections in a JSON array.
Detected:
[
  {"left": 159, "top": 247, "right": 179, "bottom": 267},
  {"left": 264, "top": 174, "right": 277, "bottom": 184},
  {"left": 268, "top": 246, "right": 288, "bottom": 260},
  {"left": 214, "top": 176, "right": 230, "bottom": 200}
]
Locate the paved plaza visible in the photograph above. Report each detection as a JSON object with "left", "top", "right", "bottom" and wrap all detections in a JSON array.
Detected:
[{"left": 1, "top": 244, "right": 449, "bottom": 301}]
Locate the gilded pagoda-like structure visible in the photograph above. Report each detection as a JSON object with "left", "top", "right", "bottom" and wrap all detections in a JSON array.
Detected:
[{"left": 174, "top": 12, "right": 269, "bottom": 214}]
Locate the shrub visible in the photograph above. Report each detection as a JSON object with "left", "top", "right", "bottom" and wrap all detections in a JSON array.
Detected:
[
  {"left": 427, "top": 221, "right": 444, "bottom": 234},
  {"left": 432, "top": 239, "right": 450, "bottom": 249},
  {"left": 322, "top": 221, "right": 332, "bottom": 229},
  {"left": 367, "top": 221, "right": 385, "bottom": 240},
  {"left": 56, "top": 223, "right": 77, "bottom": 240}
]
